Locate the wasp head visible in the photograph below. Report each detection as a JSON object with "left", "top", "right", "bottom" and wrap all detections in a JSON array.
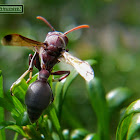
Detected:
[{"left": 44, "top": 32, "right": 68, "bottom": 50}]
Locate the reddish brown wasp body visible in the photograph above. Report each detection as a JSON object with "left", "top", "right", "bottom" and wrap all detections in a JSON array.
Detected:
[{"left": 1, "top": 16, "right": 94, "bottom": 123}]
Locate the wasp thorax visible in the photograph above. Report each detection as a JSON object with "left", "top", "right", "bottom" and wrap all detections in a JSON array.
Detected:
[{"left": 25, "top": 78, "right": 52, "bottom": 123}]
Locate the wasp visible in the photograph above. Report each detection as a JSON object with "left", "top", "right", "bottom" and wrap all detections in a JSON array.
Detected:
[{"left": 1, "top": 16, "right": 94, "bottom": 123}]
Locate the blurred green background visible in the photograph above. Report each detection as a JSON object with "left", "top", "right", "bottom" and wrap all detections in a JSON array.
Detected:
[{"left": 0, "top": 0, "right": 140, "bottom": 139}]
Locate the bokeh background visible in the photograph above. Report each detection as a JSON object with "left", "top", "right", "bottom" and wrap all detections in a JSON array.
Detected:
[{"left": 0, "top": 0, "right": 140, "bottom": 139}]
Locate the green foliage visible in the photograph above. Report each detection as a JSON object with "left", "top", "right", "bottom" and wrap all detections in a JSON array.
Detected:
[
  {"left": 0, "top": 65, "right": 137, "bottom": 140},
  {"left": 116, "top": 100, "right": 140, "bottom": 140},
  {"left": 0, "top": 71, "right": 5, "bottom": 140},
  {"left": 87, "top": 78, "right": 109, "bottom": 140},
  {"left": 0, "top": 0, "right": 139, "bottom": 139},
  {"left": 0, "top": 60, "right": 98, "bottom": 140},
  {"left": 106, "top": 87, "right": 132, "bottom": 111}
]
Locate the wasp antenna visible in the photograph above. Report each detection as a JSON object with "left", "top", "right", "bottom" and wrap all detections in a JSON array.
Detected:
[
  {"left": 36, "top": 16, "right": 55, "bottom": 31},
  {"left": 64, "top": 25, "right": 89, "bottom": 35}
]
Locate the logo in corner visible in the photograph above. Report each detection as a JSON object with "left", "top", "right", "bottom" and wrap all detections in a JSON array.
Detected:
[{"left": 0, "top": 5, "right": 24, "bottom": 14}]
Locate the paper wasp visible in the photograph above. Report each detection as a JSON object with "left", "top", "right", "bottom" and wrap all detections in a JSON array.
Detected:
[{"left": 1, "top": 16, "right": 94, "bottom": 123}]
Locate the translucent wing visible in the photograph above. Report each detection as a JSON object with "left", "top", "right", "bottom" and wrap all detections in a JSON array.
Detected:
[
  {"left": 59, "top": 52, "right": 94, "bottom": 82},
  {"left": 1, "top": 34, "right": 45, "bottom": 52}
]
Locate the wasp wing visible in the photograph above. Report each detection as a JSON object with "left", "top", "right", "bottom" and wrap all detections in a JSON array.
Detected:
[
  {"left": 1, "top": 34, "right": 45, "bottom": 52},
  {"left": 59, "top": 52, "right": 94, "bottom": 82}
]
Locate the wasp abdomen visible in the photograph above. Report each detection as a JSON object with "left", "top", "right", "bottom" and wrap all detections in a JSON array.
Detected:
[{"left": 25, "top": 80, "right": 52, "bottom": 123}]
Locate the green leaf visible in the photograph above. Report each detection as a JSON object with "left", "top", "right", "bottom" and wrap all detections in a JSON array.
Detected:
[
  {"left": 116, "top": 113, "right": 140, "bottom": 140},
  {"left": 124, "top": 100, "right": 140, "bottom": 116},
  {"left": 62, "top": 105, "right": 83, "bottom": 128},
  {"left": 5, "top": 125, "right": 28, "bottom": 138},
  {"left": 0, "top": 71, "right": 5, "bottom": 140},
  {"left": 86, "top": 59, "right": 97, "bottom": 65},
  {"left": 106, "top": 87, "right": 132, "bottom": 111},
  {"left": 86, "top": 78, "right": 109, "bottom": 140},
  {"left": 0, "top": 71, "right": 4, "bottom": 98},
  {"left": 54, "top": 81, "right": 64, "bottom": 118},
  {"left": 127, "top": 113, "right": 140, "bottom": 140},
  {"left": 23, "top": 125, "right": 43, "bottom": 139},
  {"left": 52, "top": 132, "right": 60, "bottom": 140},
  {"left": 71, "top": 128, "right": 89, "bottom": 140},
  {"left": 11, "top": 78, "right": 28, "bottom": 103},
  {"left": 0, "top": 97, "right": 20, "bottom": 117},
  {"left": 9, "top": 94, "right": 25, "bottom": 114},
  {"left": 116, "top": 114, "right": 133, "bottom": 140},
  {"left": 48, "top": 105, "right": 64, "bottom": 139},
  {"left": 38, "top": 116, "right": 52, "bottom": 140},
  {"left": 54, "top": 69, "right": 78, "bottom": 118},
  {"left": 116, "top": 100, "right": 140, "bottom": 140},
  {"left": 3, "top": 92, "right": 25, "bottom": 120},
  {"left": 0, "top": 121, "right": 16, "bottom": 129},
  {"left": 13, "top": 133, "right": 19, "bottom": 140},
  {"left": 83, "top": 133, "right": 100, "bottom": 140},
  {"left": 4, "top": 78, "right": 28, "bottom": 121},
  {"left": 16, "top": 111, "right": 30, "bottom": 126},
  {"left": 62, "top": 69, "right": 78, "bottom": 98},
  {"left": 62, "top": 129, "right": 70, "bottom": 140}
]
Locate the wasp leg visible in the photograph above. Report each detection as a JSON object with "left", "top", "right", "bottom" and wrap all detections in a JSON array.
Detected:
[
  {"left": 51, "top": 70, "right": 70, "bottom": 82},
  {"left": 34, "top": 53, "right": 41, "bottom": 71},
  {"left": 29, "top": 53, "right": 41, "bottom": 71},
  {"left": 10, "top": 52, "right": 38, "bottom": 94},
  {"left": 26, "top": 52, "right": 39, "bottom": 83}
]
